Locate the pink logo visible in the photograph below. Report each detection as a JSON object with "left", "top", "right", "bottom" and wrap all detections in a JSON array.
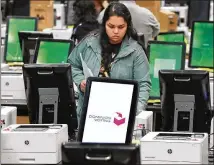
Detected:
[{"left": 113, "top": 112, "right": 125, "bottom": 126}]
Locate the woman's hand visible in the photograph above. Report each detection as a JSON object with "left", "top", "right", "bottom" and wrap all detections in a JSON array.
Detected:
[{"left": 80, "top": 80, "right": 86, "bottom": 92}]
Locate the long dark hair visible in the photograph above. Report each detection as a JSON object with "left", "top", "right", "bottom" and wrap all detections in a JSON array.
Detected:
[
  {"left": 73, "top": 0, "right": 98, "bottom": 24},
  {"left": 100, "top": 2, "right": 141, "bottom": 70}
]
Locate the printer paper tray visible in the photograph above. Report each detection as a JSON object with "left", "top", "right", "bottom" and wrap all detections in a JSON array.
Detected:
[
  {"left": 1, "top": 152, "right": 60, "bottom": 164},
  {"left": 13, "top": 125, "right": 63, "bottom": 132},
  {"left": 1, "top": 99, "right": 27, "bottom": 105}
]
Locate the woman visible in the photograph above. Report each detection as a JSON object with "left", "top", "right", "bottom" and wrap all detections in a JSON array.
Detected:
[
  {"left": 72, "top": 0, "right": 99, "bottom": 43},
  {"left": 68, "top": 2, "right": 151, "bottom": 122},
  {"left": 97, "top": 0, "right": 160, "bottom": 47}
]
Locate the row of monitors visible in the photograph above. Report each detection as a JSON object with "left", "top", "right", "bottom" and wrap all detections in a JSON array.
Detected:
[
  {"left": 148, "top": 39, "right": 212, "bottom": 99},
  {"left": 18, "top": 34, "right": 185, "bottom": 99},
  {"left": 4, "top": 16, "right": 74, "bottom": 64},
  {"left": 3, "top": 16, "right": 214, "bottom": 68},
  {"left": 156, "top": 21, "right": 213, "bottom": 69},
  {"left": 22, "top": 63, "right": 211, "bottom": 143},
  {"left": 18, "top": 37, "right": 211, "bottom": 101},
  {"left": 2, "top": 17, "right": 213, "bottom": 99},
  {"left": 20, "top": 36, "right": 74, "bottom": 64}
]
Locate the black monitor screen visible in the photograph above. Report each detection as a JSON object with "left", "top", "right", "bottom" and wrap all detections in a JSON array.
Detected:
[
  {"left": 189, "top": 21, "right": 214, "bottom": 69},
  {"left": 18, "top": 31, "right": 53, "bottom": 64},
  {"left": 22, "top": 63, "right": 78, "bottom": 137},
  {"left": 159, "top": 69, "right": 211, "bottom": 134}
]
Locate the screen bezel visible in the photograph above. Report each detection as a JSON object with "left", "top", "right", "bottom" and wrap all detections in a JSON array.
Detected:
[
  {"left": 18, "top": 31, "right": 53, "bottom": 48},
  {"left": 155, "top": 31, "right": 185, "bottom": 42},
  {"left": 22, "top": 63, "right": 78, "bottom": 136},
  {"left": 4, "top": 16, "right": 38, "bottom": 63},
  {"left": 158, "top": 69, "right": 211, "bottom": 134},
  {"left": 77, "top": 77, "right": 139, "bottom": 144},
  {"left": 18, "top": 31, "right": 53, "bottom": 64},
  {"left": 147, "top": 41, "right": 186, "bottom": 99},
  {"left": 188, "top": 21, "right": 214, "bottom": 69},
  {"left": 33, "top": 38, "right": 74, "bottom": 63}
]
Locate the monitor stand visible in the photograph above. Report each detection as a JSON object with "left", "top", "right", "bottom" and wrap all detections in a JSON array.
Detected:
[
  {"left": 173, "top": 94, "right": 195, "bottom": 132},
  {"left": 38, "top": 88, "right": 59, "bottom": 124}
]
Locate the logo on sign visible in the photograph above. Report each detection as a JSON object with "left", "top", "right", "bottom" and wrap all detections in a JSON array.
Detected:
[{"left": 113, "top": 112, "right": 125, "bottom": 126}]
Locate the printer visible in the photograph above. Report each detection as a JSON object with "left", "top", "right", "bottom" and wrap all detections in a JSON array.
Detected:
[
  {"left": 140, "top": 132, "right": 209, "bottom": 164},
  {"left": 1, "top": 106, "right": 17, "bottom": 129},
  {"left": 1, "top": 72, "right": 26, "bottom": 105},
  {"left": 1, "top": 124, "right": 68, "bottom": 164}
]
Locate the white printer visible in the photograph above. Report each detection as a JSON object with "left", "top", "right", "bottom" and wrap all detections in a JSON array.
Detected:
[
  {"left": 140, "top": 132, "right": 208, "bottom": 164},
  {"left": 1, "top": 124, "right": 68, "bottom": 164},
  {"left": 1, "top": 72, "right": 26, "bottom": 105},
  {"left": 1, "top": 106, "right": 17, "bottom": 128},
  {"left": 133, "top": 111, "right": 153, "bottom": 140}
]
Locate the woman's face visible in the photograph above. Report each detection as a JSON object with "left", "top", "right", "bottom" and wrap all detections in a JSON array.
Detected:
[{"left": 105, "top": 16, "right": 128, "bottom": 44}]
